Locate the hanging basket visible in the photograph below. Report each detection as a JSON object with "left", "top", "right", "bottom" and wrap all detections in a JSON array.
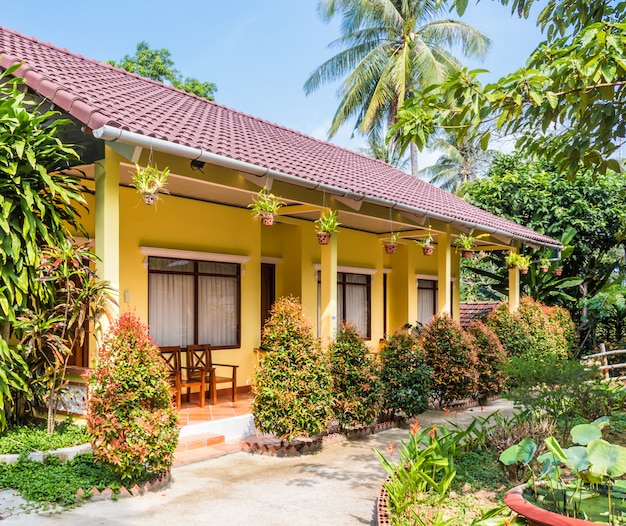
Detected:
[
  {"left": 384, "top": 243, "right": 397, "bottom": 254},
  {"left": 142, "top": 192, "right": 158, "bottom": 205},
  {"left": 317, "top": 232, "right": 331, "bottom": 245},
  {"left": 260, "top": 212, "right": 274, "bottom": 226},
  {"left": 461, "top": 250, "right": 472, "bottom": 259},
  {"left": 540, "top": 265, "right": 549, "bottom": 273},
  {"left": 422, "top": 244, "right": 434, "bottom": 256},
  {"left": 520, "top": 267, "right": 529, "bottom": 275},
  {"left": 555, "top": 268, "right": 563, "bottom": 277}
]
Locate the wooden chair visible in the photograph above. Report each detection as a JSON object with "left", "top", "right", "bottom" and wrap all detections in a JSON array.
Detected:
[
  {"left": 187, "top": 344, "right": 238, "bottom": 405},
  {"left": 160, "top": 346, "right": 206, "bottom": 408}
]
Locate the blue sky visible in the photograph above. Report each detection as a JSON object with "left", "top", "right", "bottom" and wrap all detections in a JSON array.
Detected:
[{"left": 2, "top": 1, "right": 544, "bottom": 166}]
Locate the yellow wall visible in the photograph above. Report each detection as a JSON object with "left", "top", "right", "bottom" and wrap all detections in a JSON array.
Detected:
[{"left": 85, "top": 149, "right": 464, "bottom": 387}]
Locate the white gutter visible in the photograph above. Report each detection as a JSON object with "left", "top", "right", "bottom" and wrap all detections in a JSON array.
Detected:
[{"left": 91, "top": 125, "right": 562, "bottom": 250}]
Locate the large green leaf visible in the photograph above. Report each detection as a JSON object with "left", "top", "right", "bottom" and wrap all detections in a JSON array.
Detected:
[
  {"left": 571, "top": 423, "right": 602, "bottom": 445},
  {"left": 587, "top": 439, "right": 626, "bottom": 478},
  {"left": 563, "top": 446, "right": 589, "bottom": 473}
]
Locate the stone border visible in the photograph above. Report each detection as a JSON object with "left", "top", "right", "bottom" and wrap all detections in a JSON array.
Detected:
[
  {"left": 0, "top": 442, "right": 92, "bottom": 464},
  {"left": 75, "top": 470, "right": 171, "bottom": 502},
  {"left": 241, "top": 419, "right": 402, "bottom": 457}
]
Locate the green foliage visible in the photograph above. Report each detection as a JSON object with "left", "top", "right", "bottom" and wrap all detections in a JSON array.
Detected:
[
  {"left": 247, "top": 186, "right": 285, "bottom": 218},
  {"left": 0, "top": 338, "right": 27, "bottom": 432},
  {"left": 107, "top": 41, "right": 217, "bottom": 100},
  {"left": 0, "top": 453, "right": 132, "bottom": 509},
  {"left": 87, "top": 312, "right": 178, "bottom": 481},
  {"left": 379, "top": 330, "right": 432, "bottom": 418},
  {"left": 328, "top": 323, "right": 382, "bottom": 429},
  {"left": 0, "top": 66, "right": 85, "bottom": 330},
  {"left": 505, "top": 358, "right": 620, "bottom": 439},
  {"left": 314, "top": 209, "right": 340, "bottom": 234},
  {"left": 393, "top": 0, "right": 626, "bottom": 177},
  {"left": 16, "top": 242, "right": 116, "bottom": 433},
  {"left": 305, "top": 0, "right": 490, "bottom": 175},
  {"left": 132, "top": 163, "right": 170, "bottom": 197},
  {"left": 420, "top": 315, "right": 478, "bottom": 409},
  {"left": 252, "top": 296, "right": 333, "bottom": 440},
  {"left": 0, "top": 420, "right": 88, "bottom": 454},
  {"left": 466, "top": 321, "right": 508, "bottom": 399},
  {"left": 486, "top": 302, "right": 534, "bottom": 360}
]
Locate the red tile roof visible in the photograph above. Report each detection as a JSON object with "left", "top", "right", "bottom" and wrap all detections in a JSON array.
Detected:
[
  {"left": 0, "top": 26, "right": 559, "bottom": 247},
  {"left": 459, "top": 302, "right": 500, "bottom": 328}
]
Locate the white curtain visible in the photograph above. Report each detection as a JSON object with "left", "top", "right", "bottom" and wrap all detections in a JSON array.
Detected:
[
  {"left": 149, "top": 273, "right": 194, "bottom": 347},
  {"left": 198, "top": 276, "right": 237, "bottom": 346},
  {"left": 418, "top": 280, "right": 437, "bottom": 326},
  {"left": 344, "top": 282, "right": 368, "bottom": 337}
]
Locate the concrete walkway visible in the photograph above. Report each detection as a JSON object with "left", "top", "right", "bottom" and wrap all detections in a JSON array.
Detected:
[{"left": 3, "top": 399, "right": 515, "bottom": 526}]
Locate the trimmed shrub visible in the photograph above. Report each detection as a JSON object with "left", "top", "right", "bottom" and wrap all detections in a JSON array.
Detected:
[
  {"left": 466, "top": 321, "right": 508, "bottom": 400},
  {"left": 486, "top": 302, "right": 533, "bottom": 359},
  {"left": 329, "top": 323, "right": 382, "bottom": 430},
  {"left": 420, "top": 314, "right": 478, "bottom": 409},
  {"left": 517, "top": 297, "right": 573, "bottom": 361},
  {"left": 379, "top": 330, "right": 432, "bottom": 418},
  {"left": 86, "top": 312, "right": 178, "bottom": 481},
  {"left": 252, "top": 296, "right": 333, "bottom": 441}
]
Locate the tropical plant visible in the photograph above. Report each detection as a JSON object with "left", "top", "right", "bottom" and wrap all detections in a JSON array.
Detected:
[
  {"left": 420, "top": 314, "right": 479, "bottom": 409},
  {"left": 248, "top": 185, "right": 285, "bottom": 221},
  {"left": 358, "top": 125, "right": 411, "bottom": 171},
  {"left": 16, "top": 242, "right": 116, "bottom": 434},
  {"left": 393, "top": 1, "right": 626, "bottom": 177},
  {"left": 500, "top": 419, "right": 626, "bottom": 524},
  {"left": 315, "top": 209, "right": 340, "bottom": 234},
  {"left": 107, "top": 41, "right": 217, "bottom": 100},
  {"left": 454, "top": 231, "right": 488, "bottom": 251},
  {"left": 379, "top": 330, "right": 432, "bottom": 419},
  {"left": 304, "top": 0, "right": 490, "bottom": 174},
  {"left": 132, "top": 163, "right": 170, "bottom": 204},
  {"left": 252, "top": 296, "right": 333, "bottom": 441},
  {"left": 504, "top": 252, "right": 530, "bottom": 272},
  {"left": 87, "top": 312, "right": 178, "bottom": 481},
  {"left": 419, "top": 131, "right": 493, "bottom": 191},
  {"left": 328, "top": 323, "right": 382, "bottom": 430},
  {"left": 466, "top": 321, "right": 508, "bottom": 401}
]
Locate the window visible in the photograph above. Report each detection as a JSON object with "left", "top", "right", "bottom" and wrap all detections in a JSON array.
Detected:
[
  {"left": 148, "top": 257, "right": 240, "bottom": 348},
  {"left": 417, "top": 279, "right": 438, "bottom": 326},
  {"left": 318, "top": 271, "right": 371, "bottom": 338}
]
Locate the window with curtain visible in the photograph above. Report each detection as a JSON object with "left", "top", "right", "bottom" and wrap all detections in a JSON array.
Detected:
[
  {"left": 418, "top": 279, "right": 438, "bottom": 326},
  {"left": 148, "top": 257, "right": 240, "bottom": 348},
  {"left": 318, "top": 271, "right": 371, "bottom": 338}
]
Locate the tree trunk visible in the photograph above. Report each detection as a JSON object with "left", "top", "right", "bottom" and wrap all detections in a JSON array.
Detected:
[{"left": 410, "top": 142, "right": 419, "bottom": 176}]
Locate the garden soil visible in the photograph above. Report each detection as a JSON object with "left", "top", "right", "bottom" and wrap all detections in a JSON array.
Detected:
[{"left": 1, "top": 399, "right": 515, "bottom": 526}]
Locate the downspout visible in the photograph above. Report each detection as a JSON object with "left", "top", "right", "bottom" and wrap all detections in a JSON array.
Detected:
[{"left": 91, "top": 125, "right": 562, "bottom": 250}]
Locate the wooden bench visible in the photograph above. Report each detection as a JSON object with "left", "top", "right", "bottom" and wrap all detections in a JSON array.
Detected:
[{"left": 187, "top": 344, "right": 238, "bottom": 405}]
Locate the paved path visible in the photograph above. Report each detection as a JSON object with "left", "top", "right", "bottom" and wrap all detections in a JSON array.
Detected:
[{"left": 2, "top": 399, "right": 514, "bottom": 526}]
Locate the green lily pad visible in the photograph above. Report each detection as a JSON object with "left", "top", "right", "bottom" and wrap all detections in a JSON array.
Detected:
[
  {"left": 587, "top": 439, "right": 626, "bottom": 478},
  {"left": 563, "top": 445, "right": 590, "bottom": 473},
  {"left": 571, "top": 423, "right": 602, "bottom": 445}
]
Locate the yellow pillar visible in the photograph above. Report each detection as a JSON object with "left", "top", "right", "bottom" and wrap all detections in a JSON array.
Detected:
[
  {"left": 437, "top": 228, "right": 452, "bottom": 316},
  {"left": 319, "top": 234, "right": 338, "bottom": 346},
  {"left": 94, "top": 149, "right": 121, "bottom": 312},
  {"left": 508, "top": 249, "right": 520, "bottom": 313}
]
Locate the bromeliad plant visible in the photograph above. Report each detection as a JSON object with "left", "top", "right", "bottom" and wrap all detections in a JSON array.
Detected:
[
  {"left": 454, "top": 231, "right": 489, "bottom": 258},
  {"left": 314, "top": 209, "right": 340, "bottom": 245},
  {"left": 248, "top": 185, "right": 285, "bottom": 226},
  {"left": 132, "top": 163, "right": 170, "bottom": 204}
]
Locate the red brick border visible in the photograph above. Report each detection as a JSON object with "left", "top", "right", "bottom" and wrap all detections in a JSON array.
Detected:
[{"left": 74, "top": 469, "right": 171, "bottom": 502}]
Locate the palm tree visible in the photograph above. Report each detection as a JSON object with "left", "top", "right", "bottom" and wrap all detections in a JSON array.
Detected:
[
  {"left": 359, "top": 125, "right": 411, "bottom": 171},
  {"left": 304, "top": 0, "right": 490, "bottom": 175},
  {"left": 419, "top": 131, "right": 493, "bottom": 192}
]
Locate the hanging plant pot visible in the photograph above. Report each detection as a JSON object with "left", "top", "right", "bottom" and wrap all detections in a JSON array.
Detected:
[
  {"left": 422, "top": 244, "right": 434, "bottom": 256},
  {"left": 555, "top": 268, "right": 563, "bottom": 277},
  {"left": 142, "top": 192, "right": 158, "bottom": 205},
  {"left": 260, "top": 212, "right": 274, "bottom": 226},
  {"left": 461, "top": 250, "right": 472, "bottom": 259},
  {"left": 540, "top": 265, "right": 549, "bottom": 273},
  {"left": 520, "top": 267, "right": 529, "bottom": 275},
  {"left": 317, "top": 232, "right": 331, "bottom": 245},
  {"left": 384, "top": 243, "right": 397, "bottom": 254}
]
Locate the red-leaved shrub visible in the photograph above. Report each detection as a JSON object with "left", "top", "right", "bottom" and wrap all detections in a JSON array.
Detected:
[{"left": 466, "top": 320, "right": 508, "bottom": 400}]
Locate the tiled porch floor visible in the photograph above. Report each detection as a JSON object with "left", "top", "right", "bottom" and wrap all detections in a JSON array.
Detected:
[{"left": 176, "top": 388, "right": 253, "bottom": 426}]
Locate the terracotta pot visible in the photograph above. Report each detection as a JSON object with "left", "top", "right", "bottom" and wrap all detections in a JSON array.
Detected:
[
  {"left": 142, "top": 192, "right": 157, "bottom": 205},
  {"left": 504, "top": 485, "right": 599, "bottom": 526},
  {"left": 521, "top": 267, "right": 529, "bottom": 274},
  {"left": 317, "top": 232, "right": 331, "bottom": 245},
  {"left": 384, "top": 243, "right": 397, "bottom": 254},
  {"left": 260, "top": 212, "right": 274, "bottom": 226},
  {"left": 540, "top": 265, "right": 549, "bottom": 273},
  {"left": 555, "top": 268, "right": 563, "bottom": 276},
  {"left": 461, "top": 250, "right": 472, "bottom": 258},
  {"left": 422, "top": 244, "right": 434, "bottom": 256}
]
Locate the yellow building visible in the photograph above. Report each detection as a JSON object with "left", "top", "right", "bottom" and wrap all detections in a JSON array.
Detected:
[{"left": 0, "top": 27, "right": 560, "bottom": 396}]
